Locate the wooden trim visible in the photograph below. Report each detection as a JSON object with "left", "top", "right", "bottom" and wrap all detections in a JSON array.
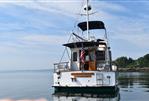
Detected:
[{"left": 71, "top": 72, "right": 94, "bottom": 78}]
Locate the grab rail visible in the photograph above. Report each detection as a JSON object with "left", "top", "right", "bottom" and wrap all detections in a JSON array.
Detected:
[{"left": 54, "top": 62, "right": 69, "bottom": 73}]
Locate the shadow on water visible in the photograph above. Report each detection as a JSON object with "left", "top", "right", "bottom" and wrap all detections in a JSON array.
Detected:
[{"left": 52, "top": 90, "right": 120, "bottom": 101}]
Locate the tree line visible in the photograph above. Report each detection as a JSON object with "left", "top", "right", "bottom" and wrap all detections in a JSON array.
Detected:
[{"left": 113, "top": 54, "right": 149, "bottom": 68}]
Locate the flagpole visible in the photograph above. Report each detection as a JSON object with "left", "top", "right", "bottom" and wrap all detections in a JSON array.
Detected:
[{"left": 80, "top": 44, "right": 85, "bottom": 72}]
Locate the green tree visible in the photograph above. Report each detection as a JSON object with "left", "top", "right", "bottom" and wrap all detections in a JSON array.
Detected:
[
  {"left": 113, "top": 54, "right": 149, "bottom": 68},
  {"left": 114, "top": 57, "right": 134, "bottom": 68},
  {"left": 136, "top": 54, "right": 149, "bottom": 67}
]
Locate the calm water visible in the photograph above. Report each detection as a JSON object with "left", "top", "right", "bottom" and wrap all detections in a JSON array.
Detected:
[{"left": 0, "top": 70, "right": 148, "bottom": 101}]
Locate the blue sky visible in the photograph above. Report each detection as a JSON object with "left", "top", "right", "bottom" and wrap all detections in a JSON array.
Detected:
[{"left": 0, "top": 0, "right": 148, "bottom": 70}]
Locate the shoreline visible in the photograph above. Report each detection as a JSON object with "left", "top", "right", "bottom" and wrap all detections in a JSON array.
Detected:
[{"left": 117, "top": 67, "right": 149, "bottom": 72}]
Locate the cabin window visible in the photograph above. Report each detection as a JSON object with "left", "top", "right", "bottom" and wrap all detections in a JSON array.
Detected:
[
  {"left": 96, "top": 51, "right": 105, "bottom": 60},
  {"left": 73, "top": 52, "right": 77, "bottom": 61},
  {"left": 89, "top": 50, "right": 95, "bottom": 61},
  {"left": 85, "top": 50, "right": 89, "bottom": 61},
  {"left": 79, "top": 50, "right": 96, "bottom": 62}
]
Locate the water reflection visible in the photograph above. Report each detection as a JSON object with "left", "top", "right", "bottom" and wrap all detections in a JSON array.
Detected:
[
  {"left": 0, "top": 71, "right": 148, "bottom": 101},
  {"left": 118, "top": 72, "right": 149, "bottom": 88},
  {"left": 53, "top": 91, "right": 120, "bottom": 101}
]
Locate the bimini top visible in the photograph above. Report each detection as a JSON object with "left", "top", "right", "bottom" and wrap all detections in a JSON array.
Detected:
[
  {"left": 78, "top": 21, "right": 105, "bottom": 31},
  {"left": 63, "top": 41, "right": 106, "bottom": 48}
]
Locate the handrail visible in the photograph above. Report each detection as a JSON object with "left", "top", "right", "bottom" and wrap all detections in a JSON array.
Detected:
[
  {"left": 54, "top": 62, "right": 69, "bottom": 65},
  {"left": 54, "top": 62, "right": 69, "bottom": 73}
]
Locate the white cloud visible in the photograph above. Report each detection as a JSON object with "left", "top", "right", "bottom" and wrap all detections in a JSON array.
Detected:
[
  {"left": 93, "top": 1, "right": 128, "bottom": 12},
  {"left": 21, "top": 34, "right": 68, "bottom": 45},
  {"left": 0, "top": 45, "right": 17, "bottom": 53},
  {"left": 0, "top": 0, "right": 83, "bottom": 18},
  {"left": 112, "top": 34, "right": 149, "bottom": 48},
  {"left": 0, "top": 33, "right": 69, "bottom": 52}
]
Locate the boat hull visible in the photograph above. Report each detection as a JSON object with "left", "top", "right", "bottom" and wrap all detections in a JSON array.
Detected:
[{"left": 54, "top": 86, "right": 119, "bottom": 95}]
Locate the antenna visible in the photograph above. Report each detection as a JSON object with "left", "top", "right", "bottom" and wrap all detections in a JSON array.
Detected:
[
  {"left": 86, "top": 0, "right": 89, "bottom": 41},
  {"left": 84, "top": 0, "right": 91, "bottom": 41}
]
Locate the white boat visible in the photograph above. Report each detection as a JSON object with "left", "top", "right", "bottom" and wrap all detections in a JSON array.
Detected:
[{"left": 53, "top": 0, "right": 118, "bottom": 94}]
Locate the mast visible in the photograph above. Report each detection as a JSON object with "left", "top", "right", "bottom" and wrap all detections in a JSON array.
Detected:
[{"left": 86, "top": 0, "right": 90, "bottom": 41}]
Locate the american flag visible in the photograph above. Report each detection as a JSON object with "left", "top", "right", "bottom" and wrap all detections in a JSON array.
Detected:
[{"left": 80, "top": 48, "right": 85, "bottom": 64}]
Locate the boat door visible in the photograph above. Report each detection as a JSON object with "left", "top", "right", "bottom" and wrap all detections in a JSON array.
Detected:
[
  {"left": 89, "top": 49, "right": 96, "bottom": 70},
  {"left": 96, "top": 73, "right": 103, "bottom": 85},
  {"left": 71, "top": 50, "right": 80, "bottom": 70}
]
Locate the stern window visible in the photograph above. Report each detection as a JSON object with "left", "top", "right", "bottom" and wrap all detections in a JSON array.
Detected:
[
  {"left": 73, "top": 52, "right": 77, "bottom": 61},
  {"left": 96, "top": 51, "right": 105, "bottom": 60}
]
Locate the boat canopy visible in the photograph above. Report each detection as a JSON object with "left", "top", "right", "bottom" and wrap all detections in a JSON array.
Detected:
[
  {"left": 78, "top": 21, "right": 105, "bottom": 31},
  {"left": 63, "top": 41, "right": 106, "bottom": 48}
]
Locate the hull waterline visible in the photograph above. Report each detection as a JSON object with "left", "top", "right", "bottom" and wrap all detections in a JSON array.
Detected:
[{"left": 53, "top": 85, "right": 119, "bottom": 95}]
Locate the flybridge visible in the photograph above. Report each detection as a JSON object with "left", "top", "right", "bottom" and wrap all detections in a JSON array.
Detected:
[
  {"left": 63, "top": 41, "right": 106, "bottom": 48},
  {"left": 78, "top": 21, "right": 105, "bottom": 31}
]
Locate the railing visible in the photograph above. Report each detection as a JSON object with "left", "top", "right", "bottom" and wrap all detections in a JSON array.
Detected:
[
  {"left": 96, "top": 63, "right": 111, "bottom": 71},
  {"left": 54, "top": 62, "right": 69, "bottom": 73}
]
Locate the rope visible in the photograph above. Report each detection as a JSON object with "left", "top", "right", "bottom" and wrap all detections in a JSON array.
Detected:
[
  {"left": 59, "top": 33, "right": 73, "bottom": 63},
  {"left": 58, "top": 0, "right": 86, "bottom": 63}
]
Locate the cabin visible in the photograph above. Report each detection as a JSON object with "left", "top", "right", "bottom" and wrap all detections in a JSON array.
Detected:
[{"left": 63, "top": 21, "right": 112, "bottom": 71}]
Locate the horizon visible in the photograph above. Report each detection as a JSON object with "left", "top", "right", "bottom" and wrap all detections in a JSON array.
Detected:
[
  {"left": 0, "top": 0, "right": 148, "bottom": 70},
  {"left": 0, "top": 69, "right": 51, "bottom": 71}
]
